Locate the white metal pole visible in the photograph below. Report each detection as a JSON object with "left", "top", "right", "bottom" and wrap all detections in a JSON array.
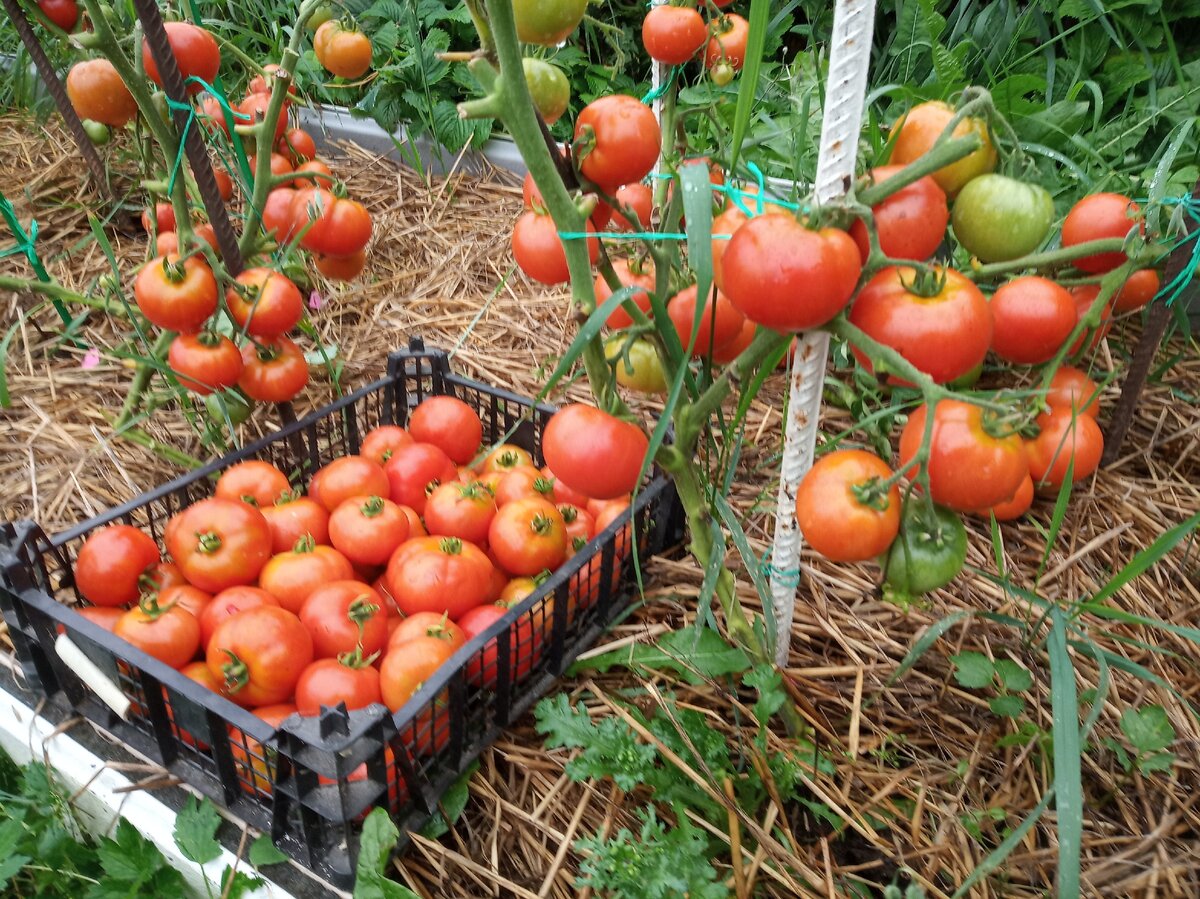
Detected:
[{"left": 769, "top": 0, "right": 878, "bottom": 666}]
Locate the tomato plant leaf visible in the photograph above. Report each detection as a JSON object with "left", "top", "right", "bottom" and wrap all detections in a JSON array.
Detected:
[
  {"left": 950, "top": 651, "right": 994, "bottom": 689},
  {"left": 744, "top": 664, "right": 786, "bottom": 724},
  {"left": 1119, "top": 705, "right": 1175, "bottom": 754},
  {"left": 174, "top": 795, "right": 222, "bottom": 865},
  {"left": 419, "top": 761, "right": 478, "bottom": 839},
  {"left": 221, "top": 866, "right": 266, "bottom": 899},
  {"left": 988, "top": 694, "right": 1026, "bottom": 719},
  {"left": 248, "top": 834, "right": 289, "bottom": 868},
  {"left": 993, "top": 659, "right": 1033, "bottom": 693},
  {"left": 354, "top": 808, "right": 420, "bottom": 899}
]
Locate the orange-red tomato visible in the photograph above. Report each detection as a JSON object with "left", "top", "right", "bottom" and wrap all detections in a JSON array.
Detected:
[
  {"left": 574, "top": 95, "right": 661, "bottom": 192},
  {"left": 488, "top": 497, "right": 567, "bottom": 576},
  {"left": 260, "top": 495, "right": 330, "bottom": 554},
  {"left": 408, "top": 396, "right": 483, "bottom": 465},
  {"left": 974, "top": 472, "right": 1034, "bottom": 521},
  {"left": 1061, "top": 193, "right": 1142, "bottom": 274},
  {"left": 612, "top": 183, "right": 654, "bottom": 232},
  {"left": 1025, "top": 409, "right": 1104, "bottom": 492},
  {"left": 166, "top": 498, "right": 273, "bottom": 593},
  {"left": 328, "top": 495, "right": 411, "bottom": 567},
  {"left": 795, "top": 450, "right": 901, "bottom": 562},
  {"left": 389, "top": 538, "right": 494, "bottom": 618},
  {"left": 512, "top": 210, "right": 599, "bottom": 285},
  {"left": 142, "top": 22, "right": 220, "bottom": 95},
  {"left": 299, "top": 580, "right": 389, "bottom": 659},
  {"left": 596, "top": 258, "right": 655, "bottom": 328},
  {"left": 988, "top": 276, "right": 1076, "bottom": 366},
  {"left": 278, "top": 127, "right": 317, "bottom": 164},
  {"left": 73, "top": 525, "right": 160, "bottom": 608},
  {"left": 314, "top": 250, "right": 367, "bottom": 281},
  {"left": 198, "top": 585, "right": 279, "bottom": 649},
  {"left": 542, "top": 405, "right": 648, "bottom": 501},
  {"left": 383, "top": 443, "right": 458, "bottom": 515},
  {"left": 295, "top": 657, "right": 381, "bottom": 715},
  {"left": 889, "top": 101, "right": 997, "bottom": 197},
  {"left": 115, "top": 600, "right": 201, "bottom": 669},
  {"left": 360, "top": 425, "right": 413, "bottom": 466},
  {"left": 134, "top": 254, "right": 219, "bottom": 333},
  {"left": 1113, "top": 268, "right": 1160, "bottom": 314},
  {"left": 849, "top": 166, "right": 949, "bottom": 264},
  {"left": 215, "top": 459, "right": 291, "bottom": 509},
  {"left": 1045, "top": 366, "right": 1101, "bottom": 420},
  {"left": 666, "top": 283, "right": 745, "bottom": 357},
  {"left": 314, "top": 20, "right": 373, "bottom": 79},
  {"left": 67, "top": 59, "right": 138, "bottom": 127},
  {"left": 309, "top": 456, "right": 390, "bottom": 513},
  {"left": 705, "top": 14, "right": 750, "bottom": 71},
  {"left": 258, "top": 540, "right": 355, "bottom": 613},
  {"left": 423, "top": 481, "right": 497, "bottom": 545},
  {"left": 642, "top": 5, "right": 706, "bottom": 64},
  {"left": 207, "top": 606, "right": 313, "bottom": 707}
]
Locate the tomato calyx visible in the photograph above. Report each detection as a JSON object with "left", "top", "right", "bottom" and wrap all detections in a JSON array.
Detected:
[
  {"left": 134, "top": 592, "right": 175, "bottom": 620},
  {"left": 438, "top": 537, "right": 465, "bottom": 556},
  {"left": 196, "top": 530, "right": 224, "bottom": 555},
  {"left": 897, "top": 265, "right": 948, "bottom": 299},
  {"left": 849, "top": 476, "right": 895, "bottom": 513},
  {"left": 347, "top": 595, "right": 381, "bottom": 628},
  {"left": 291, "top": 533, "right": 317, "bottom": 554},
  {"left": 219, "top": 649, "right": 251, "bottom": 694},
  {"left": 336, "top": 645, "right": 379, "bottom": 669},
  {"left": 532, "top": 477, "right": 556, "bottom": 498},
  {"left": 491, "top": 450, "right": 525, "bottom": 471},
  {"left": 161, "top": 255, "right": 189, "bottom": 284},
  {"left": 252, "top": 341, "right": 283, "bottom": 363},
  {"left": 979, "top": 406, "right": 1025, "bottom": 441},
  {"left": 457, "top": 482, "right": 489, "bottom": 501},
  {"left": 559, "top": 505, "right": 580, "bottom": 524},
  {"left": 570, "top": 535, "right": 588, "bottom": 553},
  {"left": 194, "top": 329, "right": 225, "bottom": 348},
  {"left": 423, "top": 478, "right": 444, "bottom": 497},
  {"left": 530, "top": 513, "right": 557, "bottom": 536},
  {"left": 358, "top": 495, "right": 387, "bottom": 518}
]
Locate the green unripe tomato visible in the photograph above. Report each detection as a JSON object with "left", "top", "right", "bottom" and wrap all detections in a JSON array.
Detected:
[
  {"left": 951, "top": 174, "right": 1054, "bottom": 263},
  {"left": 709, "top": 62, "right": 735, "bottom": 87},
  {"left": 881, "top": 500, "right": 967, "bottom": 604},
  {"left": 512, "top": 0, "right": 588, "bottom": 46},
  {"left": 522, "top": 58, "right": 570, "bottom": 125},
  {"left": 948, "top": 361, "right": 983, "bottom": 389},
  {"left": 306, "top": 3, "right": 333, "bottom": 32},
  {"left": 82, "top": 119, "right": 110, "bottom": 145},
  {"left": 205, "top": 390, "right": 254, "bottom": 427},
  {"left": 605, "top": 335, "right": 667, "bottom": 394}
]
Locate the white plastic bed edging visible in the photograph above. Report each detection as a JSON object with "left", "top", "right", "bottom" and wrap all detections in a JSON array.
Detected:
[
  {"left": 296, "top": 103, "right": 528, "bottom": 178},
  {"left": 0, "top": 682, "right": 304, "bottom": 899}
]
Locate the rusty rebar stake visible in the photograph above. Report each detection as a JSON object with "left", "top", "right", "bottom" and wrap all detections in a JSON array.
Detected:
[
  {"left": 1, "top": 0, "right": 113, "bottom": 196},
  {"left": 131, "top": 0, "right": 244, "bottom": 274},
  {"left": 1101, "top": 180, "right": 1200, "bottom": 466}
]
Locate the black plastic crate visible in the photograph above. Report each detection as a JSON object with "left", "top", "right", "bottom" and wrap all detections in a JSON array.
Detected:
[{"left": 0, "top": 339, "right": 684, "bottom": 888}]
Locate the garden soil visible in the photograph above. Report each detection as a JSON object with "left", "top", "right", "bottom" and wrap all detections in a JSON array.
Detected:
[{"left": 1, "top": 113, "right": 1199, "bottom": 898}]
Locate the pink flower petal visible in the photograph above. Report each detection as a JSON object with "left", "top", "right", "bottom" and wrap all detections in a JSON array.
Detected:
[
  {"left": 81, "top": 348, "right": 100, "bottom": 369},
  {"left": 308, "top": 290, "right": 324, "bottom": 310}
]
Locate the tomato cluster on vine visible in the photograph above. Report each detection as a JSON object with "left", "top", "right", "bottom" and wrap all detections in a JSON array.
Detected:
[{"left": 69, "top": 396, "right": 646, "bottom": 774}]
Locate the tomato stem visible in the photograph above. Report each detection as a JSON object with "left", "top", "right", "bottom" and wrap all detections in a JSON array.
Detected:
[{"left": 220, "top": 650, "right": 250, "bottom": 694}]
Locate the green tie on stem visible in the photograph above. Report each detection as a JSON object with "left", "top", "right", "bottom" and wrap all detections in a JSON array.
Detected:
[{"left": 0, "top": 191, "right": 79, "bottom": 343}]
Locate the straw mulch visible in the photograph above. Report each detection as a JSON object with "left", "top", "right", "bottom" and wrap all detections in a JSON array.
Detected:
[{"left": 2, "top": 113, "right": 1199, "bottom": 899}]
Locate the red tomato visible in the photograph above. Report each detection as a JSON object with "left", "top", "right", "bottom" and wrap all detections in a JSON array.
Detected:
[
  {"left": 407, "top": 396, "right": 483, "bottom": 465},
  {"left": 592, "top": 498, "right": 633, "bottom": 559},
  {"left": 596, "top": 258, "right": 655, "bottom": 328},
  {"left": 795, "top": 450, "right": 900, "bottom": 562},
  {"left": 1113, "top": 268, "right": 1160, "bottom": 314},
  {"left": 196, "top": 94, "right": 229, "bottom": 136},
  {"left": 1061, "top": 193, "right": 1142, "bottom": 273},
  {"left": 261, "top": 187, "right": 298, "bottom": 241},
  {"left": 258, "top": 540, "right": 354, "bottom": 613},
  {"left": 988, "top": 276, "right": 1076, "bottom": 365},
  {"left": 493, "top": 468, "right": 554, "bottom": 506},
  {"left": 458, "top": 601, "right": 545, "bottom": 686},
  {"left": 423, "top": 481, "right": 497, "bottom": 545},
  {"left": 228, "top": 703, "right": 296, "bottom": 796},
  {"left": 383, "top": 443, "right": 458, "bottom": 514},
  {"left": 612, "top": 183, "right": 654, "bottom": 232},
  {"left": 38, "top": 0, "right": 79, "bottom": 31},
  {"left": 666, "top": 284, "right": 745, "bottom": 357},
  {"left": 165, "top": 497, "right": 273, "bottom": 592},
  {"left": 378, "top": 635, "right": 457, "bottom": 712},
  {"left": 278, "top": 127, "right": 317, "bottom": 164},
  {"left": 521, "top": 171, "right": 607, "bottom": 227},
  {"left": 478, "top": 445, "right": 533, "bottom": 476},
  {"left": 235, "top": 92, "right": 289, "bottom": 142},
  {"left": 642, "top": 5, "right": 706, "bottom": 64},
  {"left": 709, "top": 318, "right": 757, "bottom": 365},
  {"left": 974, "top": 472, "right": 1034, "bottom": 521},
  {"left": 314, "top": 250, "right": 367, "bottom": 281},
  {"left": 207, "top": 606, "right": 313, "bottom": 707},
  {"left": 238, "top": 336, "right": 308, "bottom": 402},
  {"left": 722, "top": 217, "right": 861, "bottom": 332},
  {"left": 512, "top": 210, "right": 599, "bottom": 285},
  {"left": 309, "top": 456, "right": 390, "bottom": 513},
  {"left": 360, "top": 425, "right": 413, "bottom": 466},
  {"left": 292, "top": 189, "right": 372, "bottom": 257},
  {"left": 544, "top": 467, "right": 590, "bottom": 507},
  {"left": 328, "top": 495, "right": 411, "bottom": 567},
  {"left": 142, "top": 22, "right": 220, "bottom": 95},
  {"left": 76, "top": 606, "right": 125, "bottom": 632},
  {"left": 157, "top": 584, "right": 211, "bottom": 619},
  {"left": 849, "top": 166, "right": 948, "bottom": 264},
  {"left": 898, "top": 400, "right": 1029, "bottom": 512},
  {"left": 212, "top": 167, "right": 234, "bottom": 201},
  {"left": 295, "top": 658, "right": 382, "bottom": 715},
  {"left": 115, "top": 598, "right": 201, "bottom": 669},
  {"left": 574, "top": 95, "right": 661, "bottom": 191},
  {"left": 710, "top": 205, "right": 751, "bottom": 292},
  {"left": 141, "top": 202, "right": 176, "bottom": 235},
  {"left": 247, "top": 63, "right": 298, "bottom": 98},
  {"left": 848, "top": 266, "right": 991, "bottom": 384},
  {"left": 705, "top": 14, "right": 750, "bottom": 71},
  {"left": 67, "top": 59, "right": 138, "bottom": 127},
  {"left": 314, "top": 20, "right": 373, "bottom": 79},
  {"left": 247, "top": 153, "right": 295, "bottom": 183},
  {"left": 225, "top": 267, "right": 303, "bottom": 338},
  {"left": 197, "top": 586, "right": 278, "bottom": 649},
  {"left": 387, "top": 612, "right": 465, "bottom": 651},
  {"left": 73, "top": 525, "right": 160, "bottom": 608},
  {"left": 1066, "top": 285, "right": 1114, "bottom": 354},
  {"left": 134, "top": 254, "right": 218, "bottom": 333},
  {"left": 1045, "top": 366, "right": 1101, "bottom": 420},
  {"left": 168, "top": 332, "right": 242, "bottom": 395},
  {"left": 142, "top": 560, "right": 186, "bottom": 593},
  {"left": 1025, "top": 409, "right": 1104, "bottom": 491},
  {"left": 293, "top": 160, "right": 335, "bottom": 188},
  {"left": 558, "top": 503, "right": 594, "bottom": 545},
  {"left": 300, "top": 580, "right": 389, "bottom": 659},
  {"left": 488, "top": 498, "right": 567, "bottom": 576},
  {"left": 889, "top": 101, "right": 996, "bottom": 197},
  {"left": 389, "top": 538, "right": 493, "bottom": 618},
  {"left": 215, "top": 460, "right": 291, "bottom": 509},
  {"left": 260, "top": 495, "right": 330, "bottom": 553},
  {"left": 542, "top": 404, "right": 648, "bottom": 500}
]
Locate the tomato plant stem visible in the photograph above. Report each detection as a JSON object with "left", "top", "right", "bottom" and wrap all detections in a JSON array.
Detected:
[
  {"left": 115, "top": 330, "right": 174, "bottom": 430},
  {"left": 968, "top": 238, "right": 1152, "bottom": 280},
  {"left": 857, "top": 134, "right": 983, "bottom": 207},
  {"left": 0, "top": 276, "right": 123, "bottom": 312}
]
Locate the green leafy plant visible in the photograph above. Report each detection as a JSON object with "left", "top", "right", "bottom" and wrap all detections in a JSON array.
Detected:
[
  {"left": 1103, "top": 704, "right": 1176, "bottom": 774},
  {"left": 950, "top": 650, "right": 1034, "bottom": 719}
]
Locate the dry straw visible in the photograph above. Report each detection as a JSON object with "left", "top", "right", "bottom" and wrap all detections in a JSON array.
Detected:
[{"left": 2, "top": 114, "right": 1199, "bottom": 897}]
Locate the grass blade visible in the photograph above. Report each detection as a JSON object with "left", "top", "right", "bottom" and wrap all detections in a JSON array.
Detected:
[
  {"left": 537, "top": 285, "right": 643, "bottom": 399},
  {"left": 727, "top": 0, "right": 771, "bottom": 175},
  {"left": 953, "top": 788, "right": 1054, "bottom": 898},
  {"left": 886, "top": 610, "right": 974, "bottom": 687},
  {"left": 1048, "top": 607, "right": 1082, "bottom": 899},
  {"left": 1086, "top": 511, "right": 1200, "bottom": 609}
]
